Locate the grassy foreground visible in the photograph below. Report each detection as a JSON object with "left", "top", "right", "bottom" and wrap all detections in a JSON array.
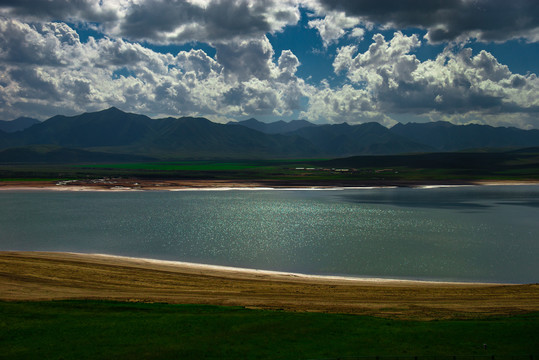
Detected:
[{"left": 1, "top": 301, "right": 538, "bottom": 360}]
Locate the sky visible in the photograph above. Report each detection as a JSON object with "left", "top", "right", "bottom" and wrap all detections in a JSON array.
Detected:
[{"left": 1, "top": 0, "right": 539, "bottom": 129}]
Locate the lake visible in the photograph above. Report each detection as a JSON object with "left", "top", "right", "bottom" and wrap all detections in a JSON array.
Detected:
[{"left": 1, "top": 185, "right": 538, "bottom": 284}]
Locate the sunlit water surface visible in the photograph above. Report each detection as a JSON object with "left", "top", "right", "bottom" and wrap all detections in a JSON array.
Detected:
[{"left": 1, "top": 186, "right": 538, "bottom": 283}]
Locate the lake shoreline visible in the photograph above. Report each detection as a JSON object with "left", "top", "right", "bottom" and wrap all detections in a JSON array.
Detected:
[
  {"left": 41, "top": 251, "right": 498, "bottom": 285},
  {"left": 1, "top": 251, "right": 538, "bottom": 319},
  {"left": 1, "top": 178, "right": 538, "bottom": 191}
]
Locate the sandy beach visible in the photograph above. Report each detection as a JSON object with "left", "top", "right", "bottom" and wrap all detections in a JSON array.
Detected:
[
  {"left": 1, "top": 251, "right": 538, "bottom": 320},
  {"left": 1, "top": 178, "right": 539, "bottom": 192}
]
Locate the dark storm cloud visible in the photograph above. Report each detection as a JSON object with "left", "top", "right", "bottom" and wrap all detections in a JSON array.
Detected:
[
  {"left": 317, "top": 0, "right": 539, "bottom": 43},
  {"left": 120, "top": 0, "right": 300, "bottom": 43},
  {"left": 2, "top": 0, "right": 538, "bottom": 44},
  {"left": 9, "top": 67, "right": 61, "bottom": 101},
  {"left": 0, "top": 0, "right": 117, "bottom": 22},
  {"left": 214, "top": 37, "right": 274, "bottom": 81},
  {"left": 118, "top": 0, "right": 205, "bottom": 41},
  {"left": 0, "top": 20, "right": 81, "bottom": 66},
  {"left": 195, "top": 0, "right": 273, "bottom": 40},
  {"left": 0, "top": 0, "right": 299, "bottom": 44},
  {"left": 121, "top": 0, "right": 272, "bottom": 43}
]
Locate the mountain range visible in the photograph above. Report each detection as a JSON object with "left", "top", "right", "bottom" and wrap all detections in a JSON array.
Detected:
[{"left": 1, "top": 107, "right": 539, "bottom": 162}]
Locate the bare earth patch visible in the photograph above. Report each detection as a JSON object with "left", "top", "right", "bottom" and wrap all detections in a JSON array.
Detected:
[{"left": 1, "top": 251, "right": 537, "bottom": 320}]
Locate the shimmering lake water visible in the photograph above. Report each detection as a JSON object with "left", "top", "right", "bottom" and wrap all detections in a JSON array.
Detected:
[{"left": 1, "top": 186, "right": 538, "bottom": 283}]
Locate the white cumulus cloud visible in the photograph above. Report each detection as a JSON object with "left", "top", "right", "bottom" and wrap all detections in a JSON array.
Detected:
[
  {"left": 328, "top": 31, "right": 539, "bottom": 127},
  {"left": 0, "top": 18, "right": 310, "bottom": 121},
  {"left": 308, "top": 11, "right": 362, "bottom": 47}
]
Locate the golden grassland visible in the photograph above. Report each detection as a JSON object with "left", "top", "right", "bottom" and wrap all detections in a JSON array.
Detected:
[{"left": 1, "top": 251, "right": 538, "bottom": 320}]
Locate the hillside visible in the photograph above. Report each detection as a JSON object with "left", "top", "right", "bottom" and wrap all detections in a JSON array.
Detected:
[{"left": 0, "top": 145, "right": 154, "bottom": 163}]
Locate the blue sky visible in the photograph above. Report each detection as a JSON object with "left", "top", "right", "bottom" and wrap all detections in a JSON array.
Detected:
[{"left": 1, "top": 0, "right": 539, "bottom": 129}]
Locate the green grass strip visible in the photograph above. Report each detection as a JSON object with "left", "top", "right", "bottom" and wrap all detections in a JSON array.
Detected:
[
  {"left": 0, "top": 178, "right": 58, "bottom": 182},
  {"left": 75, "top": 161, "right": 267, "bottom": 171},
  {"left": 1, "top": 301, "right": 538, "bottom": 360}
]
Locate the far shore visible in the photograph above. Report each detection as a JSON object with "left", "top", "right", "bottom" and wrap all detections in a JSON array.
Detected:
[
  {"left": 1, "top": 178, "right": 539, "bottom": 191},
  {"left": 1, "top": 251, "right": 538, "bottom": 319}
]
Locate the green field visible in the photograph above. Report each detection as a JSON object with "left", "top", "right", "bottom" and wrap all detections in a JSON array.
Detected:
[
  {"left": 1, "top": 301, "right": 538, "bottom": 360},
  {"left": 1, "top": 149, "right": 539, "bottom": 182},
  {"left": 72, "top": 160, "right": 290, "bottom": 172}
]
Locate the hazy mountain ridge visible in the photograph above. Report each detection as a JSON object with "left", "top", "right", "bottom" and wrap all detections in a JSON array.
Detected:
[
  {"left": 0, "top": 117, "right": 41, "bottom": 133},
  {"left": 286, "top": 122, "right": 433, "bottom": 156},
  {"left": 390, "top": 121, "right": 539, "bottom": 151},
  {"left": 149, "top": 115, "right": 318, "bottom": 157},
  {"left": 1, "top": 107, "right": 539, "bottom": 162},
  {"left": 229, "top": 118, "right": 317, "bottom": 134}
]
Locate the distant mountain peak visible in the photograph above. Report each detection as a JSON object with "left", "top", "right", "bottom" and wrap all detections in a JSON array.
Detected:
[
  {"left": 241, "top": 118, "right": 263, "bottom": 124},
  {"left": 0, "top": 116, "right": 41, "bottom": 133},
  {"left": 232, "top": 118, "right": 317, "bottom": 134},
  {"left": 289, "top": 119, "right": 313, "bottom": 125},
  {"left": 100, "top": 106, "right": 124, "bottom": 114},
  {"left": 14, "top": 116, "right": 39, "bottom": 122},
  {"left": 333, "top": 122, "right": 351, "bottom": 128}
]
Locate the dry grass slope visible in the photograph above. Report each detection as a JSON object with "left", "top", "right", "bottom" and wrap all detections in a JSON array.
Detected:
[{"left": 1, "top": 251, "right": 538, "bottom": 320}]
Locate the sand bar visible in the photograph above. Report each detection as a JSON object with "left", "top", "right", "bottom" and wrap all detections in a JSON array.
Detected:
[
  {"left": 1, "top": 178, "right": 539, "bottom": 191},
  {"left": 1, "top": 251, "right": 538, "bottom": 319}
]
